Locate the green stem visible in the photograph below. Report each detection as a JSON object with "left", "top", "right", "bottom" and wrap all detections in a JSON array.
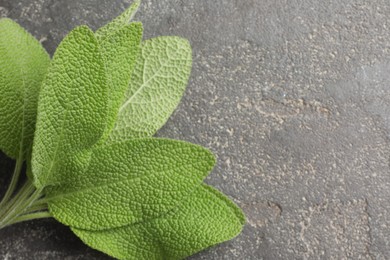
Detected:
[
  {"left": 33, "top": 198, "right": 49, "bottom": 206},
  {"left": 3, "top": 188, "right": 42, "bottom": 226},
  {"left": 0, "top": 157, "right": 24, "bottom": 209},
  {"left": 0, "top": 180, "right": 47, "bottom": 229},
  {"left": 24, "top": 202, "right": 48, "bottom": 214},
  {"left": 0, "top": 179, "right": 33, "bottom": 220},
  {"left": 7, "top": 211, "right": 51, "bottom": 226}
]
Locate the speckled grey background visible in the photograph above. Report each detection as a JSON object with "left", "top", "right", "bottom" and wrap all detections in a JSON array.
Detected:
[{"left": 1, "top": 0, "right": 390, "bottom": 259}]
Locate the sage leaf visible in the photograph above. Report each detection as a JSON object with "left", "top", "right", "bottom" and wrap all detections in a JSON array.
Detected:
[
  {"left": 72, "top": 184, "right": 245, "bottom": 260},
  {"left": 98, "top": 22, "right": 143, "bottom": 142},
  {"left": 0, "top": 18, "right": 50, "bottom": 159},
  {"left": 45, "top": 138, "right": 215, "bottom": 230},
  {"left": 32, "top": 26, "right": 108, "bottom": 188},
  {"left": 95, "top": 0, "right": 141, "bottom": 42},
  {"left": 108, "top": 36, "right": 192, "bottom": 142}
]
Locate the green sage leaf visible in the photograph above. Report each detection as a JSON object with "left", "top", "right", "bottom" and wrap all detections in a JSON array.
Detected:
[
  {"left": 108, "top": 36, "right": 192, "bottom": 142},
  {"left": 0, "top": 18, "right": 50, "bottom": 159},
  {"left": 32, "top": 26, "right": 108, "bottom": 188},
  {"left": 98, "top": 22, "right": 143, "bottom": 142},
  {"left": 45, "top": 138, "right": 215, "bottom": 230},
  {"left": 72, "top": 184, "right": 245, "bottom": 260}
]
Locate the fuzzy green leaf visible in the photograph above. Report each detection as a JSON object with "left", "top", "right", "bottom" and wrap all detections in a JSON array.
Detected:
[
  {"left": 45, "top": 138, "right": 215, "bottom": 230},
  {"left": 0, "top": 18, "right": 50, "bottom": 159},
  {"left": 98, "top": 22, "right": 143, "bottom": 142},
  {"left": 72, "top": 184, "right": 245, "bottom": 260},
  {"left": 95, "top": 0, "right": 141, "bottom": 42},
  {"left": 32, "top": 26, "right": 108, "bottom": 188},
  {"left": 108, "top": 36, "right": 192, "bottom": 142}
]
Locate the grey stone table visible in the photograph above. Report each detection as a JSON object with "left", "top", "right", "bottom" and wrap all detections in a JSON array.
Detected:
[{"left": 1, "top": 0, "right": 390, "bottom": 259}]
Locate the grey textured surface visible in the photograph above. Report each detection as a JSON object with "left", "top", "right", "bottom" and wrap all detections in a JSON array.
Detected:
[{"left": 1, "top": 0, "right": 390, "bottom": 259}]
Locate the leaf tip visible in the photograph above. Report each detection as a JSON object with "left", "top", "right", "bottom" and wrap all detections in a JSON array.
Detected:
[{"left": 0, "top": 17, "right": 13, "bottom": 24}]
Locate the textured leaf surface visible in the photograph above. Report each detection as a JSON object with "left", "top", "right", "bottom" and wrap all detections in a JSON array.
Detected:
[
  {"left": 109, "top": 36, "right": 192, "bottom": 142},
  {"left": 0, "top": 18, "right": 50, "bottom": 159},
  {"left": 32, "top": 26, "right": 108, "bottom": 188},
  {"left": 45, "top": 138, "right": 215, "bottom": 230},
  {"left": 72, "top": 184, "right": 245, "bottom": 260},
  {"left": 95, "top": 0, "right": 140, "bottom": 42},
  {"left": 98, "top": 22, "right": 143, "bottom": 141}
]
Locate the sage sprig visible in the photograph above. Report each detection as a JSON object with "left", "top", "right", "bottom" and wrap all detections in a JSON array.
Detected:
[{"left": 0, "top": 1, "right": 245, "bottom": 259}]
